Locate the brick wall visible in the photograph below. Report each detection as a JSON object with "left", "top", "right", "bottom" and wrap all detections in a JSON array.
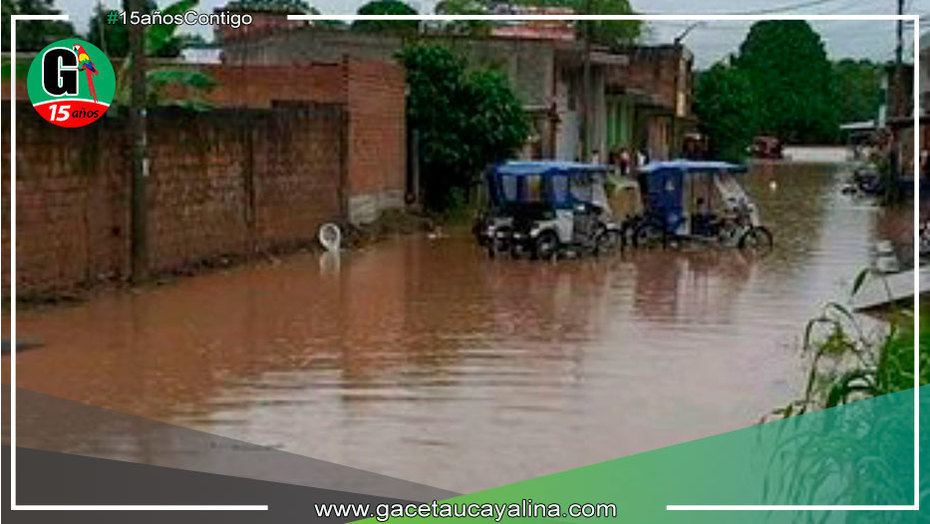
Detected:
[
  {"left": 160, "top": 57, "right": 407, "bottom": 223},
  {"left": 2, "top": 103, "right": 347, "bottom": 298},
  {"left": 161, "top": 62, "right": 347, "bottom": 108},
  {"left": 1, "top": 113, "right": 130, "bottom": 295},
  {"left": 345, "top": 57, "right": 406, "bottom": 223}
]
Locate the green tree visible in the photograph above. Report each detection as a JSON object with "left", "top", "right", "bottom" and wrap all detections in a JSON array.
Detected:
[
  {"left": 86, "top": 2, "right": 130, "bottom": 57},
  {"left": 1, "top": 0, "right": 12, "bottom": 52},
  {"left": 353, "top": 0, "right": 419, "bottom": 34},
  {"left": 832, "top": 58, "right": 883, "bottom": 125},
  {"left": 87, "top": 0, "right": 192, "bottom": 58},
  {"left": 4, "top": 0, "right": 76, "bottom": 52},
  {"left": 111, "top": 0, "right": 215, "bottom": 109},
  {"left": 734, "top": 21, "right": 838, "bottom": 143},
  {"left": 567, "top": 0, "right": 642, "bottom": 47},
  {"left": 434, "top": 0, "right": 491, "bottom": 35},
  {"left": 520, "top": 0, "right": 642, "bottom": 46},
  {"left": 693, "top": 63, "right": 758, "bottom": 162},
  {"left": 397, "top": 44, "right": 530, "bottom": 210}
]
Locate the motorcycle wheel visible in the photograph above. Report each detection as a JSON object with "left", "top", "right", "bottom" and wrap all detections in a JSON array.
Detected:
[
  {"left": 594, "top": 229, "right": 622, "bottom": 255},
  {"left": 738, "top": 226, "right": 774, "bottom": 255},
  {"left": 533, "top": 230, "right": 560, "bottom": 260},
  {"left": 633, "top": 222, "right": 665, "bottom": 249}
]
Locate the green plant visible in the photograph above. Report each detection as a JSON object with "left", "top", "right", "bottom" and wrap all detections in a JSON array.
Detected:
[
  {"left": 109, "top": 0, "right": 215, "bottom": 110},
  {"left": 86, "top": 0, "right": 199, "bottom": 58},
  {"left": 833, "top": 58, "right": 883, "bottom": 126},
  {"left": 3, "top": 0, "right": 76, "bottom": 52},
  {"left": 397, "top": 44, "right": 529, "bottom": 211},
  {"left": 734, "top": 20, "right": 839, "bottom": 144},
  {"left": 353, "top": 0, "right": 419, "bottom": 34},
  {"left": 545, "top": 0, "right": 643, "bottom": 47},
  {"left": 770, "top": 271, "right": 922, "bottom": 419},
  {"left": 693, "top": 63, "right": 757, "bottom": 162},
  {"left": 433, "top": 0, "right": 492, "bottom": 35},
  {"left": 760, "top": 272, "right": 923, "bottom": 520}
]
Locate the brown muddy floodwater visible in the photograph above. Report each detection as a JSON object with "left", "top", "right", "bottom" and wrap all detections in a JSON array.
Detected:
[{"left": 2, "top": 158, "right": 913, "bottom": 493}]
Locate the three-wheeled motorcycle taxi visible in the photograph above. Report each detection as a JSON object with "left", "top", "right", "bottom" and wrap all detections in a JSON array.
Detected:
[
  {"left": 631, "top": 160, "right": 773, "bottom": 253},
  {"left": 475, "top": 161, "right": 622, "bottom": 259}
]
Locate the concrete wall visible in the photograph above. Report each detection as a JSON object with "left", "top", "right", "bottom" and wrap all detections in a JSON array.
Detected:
[
  {"left": 606, "top": 46, "right": 691, "bottom": 116},
  {"left": 222, "top": 29, "right": 560, "bottom": 109},
  {"left": 553, "top": 64, "right": 606, "bottom": 161},
  {"left": 2, "top": 104, "right": 347, "bottom": 299}
]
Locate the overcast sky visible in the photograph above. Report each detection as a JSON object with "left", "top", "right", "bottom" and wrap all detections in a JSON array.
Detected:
[{"left": 57, "top": 0, "right": 928, "bottom": 68}]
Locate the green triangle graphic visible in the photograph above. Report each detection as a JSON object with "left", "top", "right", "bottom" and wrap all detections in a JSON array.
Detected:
[{"left": 355, "top": 387, "right": 925, "bottom": 523}]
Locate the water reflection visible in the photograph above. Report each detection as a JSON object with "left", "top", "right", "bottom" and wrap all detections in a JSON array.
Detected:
[{"left": 2, "top": 160, "right": 912, "bottom": 492}]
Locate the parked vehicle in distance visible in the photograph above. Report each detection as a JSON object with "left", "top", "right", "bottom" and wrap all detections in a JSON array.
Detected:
[
  {"left": 751, "top": 136, "right": 783, "bottom": 159},
  {"left": 631, "top": 160, "right": 773, "bottom": 254},
  {"left": 475, "top": 161, "right": 623, "bottom": 259}
]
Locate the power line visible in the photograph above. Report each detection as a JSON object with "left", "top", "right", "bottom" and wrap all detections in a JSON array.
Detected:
[{"left": 726, "top": 0, "right": 848, "bottom": 15}]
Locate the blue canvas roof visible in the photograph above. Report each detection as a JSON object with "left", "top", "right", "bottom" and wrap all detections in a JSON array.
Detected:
[
  {"left": 639, "top": 160, "right": 747, "bottom": 174},
  {"left": 493, "top": 161, "right": 607, "bottom": 176}
]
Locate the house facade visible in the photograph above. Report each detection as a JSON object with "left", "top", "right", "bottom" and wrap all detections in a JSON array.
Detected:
[{"left": 215, "top": 4, "right": 695, "bottom": 166}]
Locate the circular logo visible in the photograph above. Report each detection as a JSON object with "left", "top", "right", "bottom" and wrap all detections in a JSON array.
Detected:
[{"left": 27, "top": 38, "right": 115, "bottom": 128}]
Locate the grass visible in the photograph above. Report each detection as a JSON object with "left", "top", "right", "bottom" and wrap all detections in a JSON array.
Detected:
[
  {"left": 760, "top": 271, "right": 925, "bottom": 522},
  {"left": 768, "top": 270, "right": 925, "bottom": 420}
]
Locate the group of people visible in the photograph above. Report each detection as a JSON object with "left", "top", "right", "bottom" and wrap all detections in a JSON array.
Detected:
[{"left": 601, "top": 148, "right": 650, "bottom": 177}]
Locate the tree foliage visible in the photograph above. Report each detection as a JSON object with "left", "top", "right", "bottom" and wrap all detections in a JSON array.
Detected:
[
  {"left": 3, "top": 0, "right": 76, "bottom": 52},
  {"left": 556, "top": 0, "right": 643, "bottom": 47},
  {"left": 353, "top": 0, "right": 419, "bottom": 34},
  {"left": 733, "top": 21, "right": 838, "bottom": 143},
  {"left": 1, "top": 0, "right": 11, "bottom": 52},
  {"left": 397, "top": 44, "right": 530, "bottom": 210},
  {"left": 695, "top": 21, "right": 881, "bottom": 156},
  {"left": 832, "top": 58, "right": 883, "bottom": 125},
  {"left": 86, "top": 0, "right": 195, "bottom": 58},
  {"left": 106, "top": 0, "right": 214, "bottom": 110},
  {"left": 85, "top": 3, "right": 130, "bottom": 57},
  {"left": 434, "top": 0, "right": 492, "bottom": 35},
  {"left": 693, "top": 64, "right": 758, "bottom": 162}
]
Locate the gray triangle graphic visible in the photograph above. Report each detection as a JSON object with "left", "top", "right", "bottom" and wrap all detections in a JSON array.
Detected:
[
  {"left": 6, "top": 445, "right": 423, "bottom": 522},
  {"left": 5, "top": 387, "right": 458, "bottom": 502}
]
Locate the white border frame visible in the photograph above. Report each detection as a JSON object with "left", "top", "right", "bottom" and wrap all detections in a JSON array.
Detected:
[
  {"left": 5, "top": 14, "right": 267, "bottom": 511},
  {"left": 4, "top": 11, "right": 920, "bottom": 514}
]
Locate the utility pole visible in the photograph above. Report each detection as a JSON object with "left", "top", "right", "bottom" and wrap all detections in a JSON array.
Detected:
[
  {"left": 128, "top": 0, "right": 148, "bottom": 282},
  {"left": 579, "top": 0, "right": 592, "bottom": 161},
  {"left": 97, "top": 0, "right": 107, "bottom": 54},
  {"left": 888, "top": 0, "right": 904, "bottom": 201},
  {"left": 895, "top": 0, "right": 904, "bottom": 117},
  {"left": 895, "top": 0, "right": 904, "bottom": 72},
  {"left": 671, "top": 23, "right": 702, "bottom": 159}
]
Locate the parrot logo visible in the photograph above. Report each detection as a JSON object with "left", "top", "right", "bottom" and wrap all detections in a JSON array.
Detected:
[
  {"left": 27, "top": 38, "right": 115, "bottom": 128},
  {"left": 72, "top": 43, "right": 99, "bottom": 103}
]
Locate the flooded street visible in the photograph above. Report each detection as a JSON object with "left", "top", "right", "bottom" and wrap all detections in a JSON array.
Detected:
[{"left": 2, "top": 159, "right": 912, "bottom": 493}]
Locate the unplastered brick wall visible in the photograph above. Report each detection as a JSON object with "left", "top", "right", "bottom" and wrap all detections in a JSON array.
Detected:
[
  {"left": 250, "top": 104, "right": 346, "bottom": 252},
  {"left": 2, "top": 103, "right": 347, "bottom": 299},
  {"left": 1, "top": 112, "right": 130, "bottom": 297},
  {"left": 345, "top": 57, "right": 406, "bottom": 224},
  {"left": 163, "top": 62, "right": 347, "bottom": 108},
  {"left": 160, "top": 58, "right": 407, "bottom": 224}
]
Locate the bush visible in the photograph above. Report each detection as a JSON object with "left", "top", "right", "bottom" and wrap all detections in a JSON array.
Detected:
[{"left": 397, "top": 43, "right": 529, "bottom": 211}]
